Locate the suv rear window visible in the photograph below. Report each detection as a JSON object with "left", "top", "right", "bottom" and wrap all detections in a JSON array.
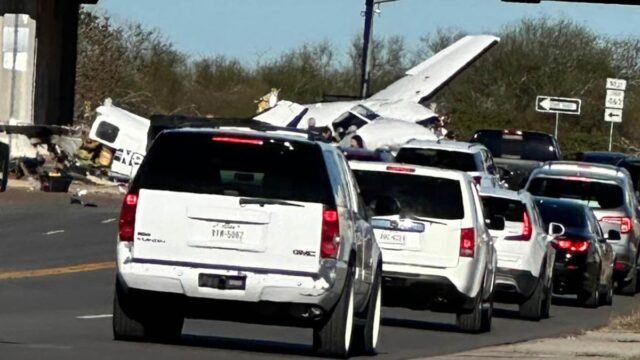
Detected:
[
  {"left": 536, "top": 200, "right": 588, "bottom": 233},
  {"left": 471, "top": 130, "right": 559, "bottom": 162},
  {"left": 482, "top": 196, "right": 525, "bottom": 222},
  {"left": 353, "top": 170, "right": 464, "bottom": 220},
  {"left": 528, "top": 177, "right": 624, "bottom": 210},
  {"left": 396, "top": 148, "right": 479, "bottom": 172},
  {"left": 134, "top": 132, "right": 335, "bottom": 206}
]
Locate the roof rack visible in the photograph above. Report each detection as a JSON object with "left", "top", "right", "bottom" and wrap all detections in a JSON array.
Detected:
[{"left": 146, "top": 115, "right": 324, "bottom": 151}]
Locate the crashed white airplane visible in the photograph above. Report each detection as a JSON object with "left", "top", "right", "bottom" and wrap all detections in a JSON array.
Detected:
[
  {"left": 255, "top": 35, "right": 500, "bottom": 149},
  {"left": 88, "top": 35, "right": 499, "bottom": 180}
]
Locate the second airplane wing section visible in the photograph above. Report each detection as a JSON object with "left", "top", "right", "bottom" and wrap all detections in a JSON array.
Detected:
[{"left": 369, "top": 35, "right": 500, "bottom": 104}]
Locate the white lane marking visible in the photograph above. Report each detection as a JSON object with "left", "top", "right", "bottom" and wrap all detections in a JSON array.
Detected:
[
  {"left": 44, "top": 230, "right": 65, "bottom": 235},
  {"left": 101, "top": 218, "right": 116, "bottom": 224},
  {"left": 76, "top": 314, "right": 112, "bottom": 320}
]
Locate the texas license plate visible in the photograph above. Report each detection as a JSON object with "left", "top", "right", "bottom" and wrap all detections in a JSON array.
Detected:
[
  {"left": 376, "top": 230, "right": 407, "bottom": 245},
  {"left": 211, "top": 223, "right": 245, "bottom": 242}
]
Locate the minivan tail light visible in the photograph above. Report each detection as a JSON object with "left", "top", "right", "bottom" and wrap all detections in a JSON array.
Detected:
[
  {"left": 321, "top": 208, "right": 340, "bottom": 258},
  {"left": 119, "top": 192, "right": 139, "bottom": 242},
  {"left": 601, "top": 216, "right": 632, "bottom": 234},
  {"left": 554, "top": 238, "right": 590, "bottom": 253},
  {"left": 460, "top": 228, "right": 475, "bottom": 258},
  {"left": 506, "top": 211, "right": 532, "bottom": 241}
]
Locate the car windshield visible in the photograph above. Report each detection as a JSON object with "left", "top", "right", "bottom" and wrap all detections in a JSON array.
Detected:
[
  {"left": 471, "top": 130, "right": 559, "bottom": 162},
  {"left": 536, "top": 199, "right": 588, "bottom": 234},
  {"left": 134, "top": 132, "right": 335, "bottom": 206},
  {"left": 482, "top": 196, "right": 525, "bottom": 222},
  {"left": 527, "top": 177, "right": 624, "bottom": 210},
  {"left": 353, "top": 170, "right": 464, "bottom": 220},
  {"left": 395, "top": 148, "right": 478, "bottom": 172}
]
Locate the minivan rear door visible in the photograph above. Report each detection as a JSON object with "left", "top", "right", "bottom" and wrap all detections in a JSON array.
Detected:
[{"left": 353, "top": 169, "right": 465, "bottom": 268}]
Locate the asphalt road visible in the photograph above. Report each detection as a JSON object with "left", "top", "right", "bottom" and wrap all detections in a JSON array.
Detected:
[{"left": 1, "top": 190, "right": 639, "bottom": 360}]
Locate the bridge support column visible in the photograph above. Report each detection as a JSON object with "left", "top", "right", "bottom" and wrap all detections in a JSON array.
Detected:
[{"left": 0, "top": 0, "right": 97, "bottom": 126}]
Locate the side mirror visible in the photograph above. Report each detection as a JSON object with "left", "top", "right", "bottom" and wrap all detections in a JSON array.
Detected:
[
  {"left": 548, "top": 222, "right": 565, "bottom": 237},
  {"left": 0, "top": 141, "right": 9, "bottom": 192},
  {"left": 606, "top": 229, "right": 621, "bottom": 241},
  {"left": 486, "top": 215, "right": 505, "bottom": 231}
]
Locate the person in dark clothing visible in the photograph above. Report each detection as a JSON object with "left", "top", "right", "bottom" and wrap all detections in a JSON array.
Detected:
[
  {"left": 350, "top": 135, "right": 364, "bottom": 149},
  {"left": 320, "top": 127, "right": 334, "bottom": 143}
]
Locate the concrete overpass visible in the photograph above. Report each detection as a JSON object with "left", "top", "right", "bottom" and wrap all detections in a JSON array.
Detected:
[{"left": 0, "top": 0, "right": 97, "bottom": 127}]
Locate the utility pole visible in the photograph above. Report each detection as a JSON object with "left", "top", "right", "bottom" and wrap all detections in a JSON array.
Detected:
[{"left": 360, "top": 0, "right": 375, "bottom": 99}]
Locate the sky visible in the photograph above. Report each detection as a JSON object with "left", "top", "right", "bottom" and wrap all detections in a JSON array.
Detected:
[{"left": 95, "top": 0, "right": 640, "bottom": 61}]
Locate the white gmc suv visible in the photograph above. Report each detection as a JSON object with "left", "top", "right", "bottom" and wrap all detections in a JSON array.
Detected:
[
  {"left": 113, "top": 126, "right": 382, "bottom": 357},
  {"left": 480, "top": 188, "right": 556, "bottom": 320},
  {"left": 349, "top": 161, "right": 499, "bottom": 333}
]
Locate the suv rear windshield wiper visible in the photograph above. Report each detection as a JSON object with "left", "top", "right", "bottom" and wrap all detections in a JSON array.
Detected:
[
  {"left": 239, "top": 197, "right": 304, "bottom": 208},
  {"left": 404, "top": 214, "right": 447, "bottom": 226}
]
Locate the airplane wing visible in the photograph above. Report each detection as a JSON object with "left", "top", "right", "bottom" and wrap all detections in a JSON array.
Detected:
[{"left": 368, "top": 35, "right": 500, "bottom": 104}]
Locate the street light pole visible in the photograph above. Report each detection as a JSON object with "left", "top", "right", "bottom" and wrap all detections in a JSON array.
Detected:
[{"left": 360, "top": 0, "right": 375, "bottom": 99}]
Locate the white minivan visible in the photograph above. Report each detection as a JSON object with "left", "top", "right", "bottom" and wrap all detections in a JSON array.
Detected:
[{"left": 349, "top": 161, "right": 499, "bottom": 332}]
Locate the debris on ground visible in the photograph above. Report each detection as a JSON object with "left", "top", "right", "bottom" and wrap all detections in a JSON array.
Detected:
[{"left": 1, "top": 98, "right": 148, "bottom": 194}]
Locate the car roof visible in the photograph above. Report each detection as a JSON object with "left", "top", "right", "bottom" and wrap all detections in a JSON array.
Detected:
[
  {"left": 402, "top": 139, "right": 486, "bottom": 154},
  {"left": 473, "top": 128, "right": 554, "bottom": 137},
  {"left": 479, "top": 187, "right": 528, "bottom": 201},
  {"left": 160, "top": 127, "right": 334, "bottom": 149},
  {"left": 532, "top": 161, "right": 630, "bottom": 183},
  {"left": 349, "top": 160, "right": 471, "bottom": 182}
]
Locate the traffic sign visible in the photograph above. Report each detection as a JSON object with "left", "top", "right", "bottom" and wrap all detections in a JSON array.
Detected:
[
  {"left": 536, "top": 96, "right": 581, "bottom": 115},
  {"left": 607, "top": 78, "right": 627, "bottom": 91},
  {"left": 605, "top": 109, "right": 623, "bottom": 123},
  {"left": 605, "top": 89, "right": 625, "bottom": 109}
]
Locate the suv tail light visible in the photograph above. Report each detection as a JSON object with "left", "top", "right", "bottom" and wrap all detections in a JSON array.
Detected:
[
  {"left": 601, "top": 216, "right": 632, "bottom": 234},
  {"left": 460, "top": 228, "right": 475, "bottom": 258},
  {"left": 119, "top": 192, "right": 139, "bottom": 242},
  {"left": 473, "top": 176, "right": 482, "bottom": 185},
  {"left": 321, "top": 208, "right": 340, "bottom": 258},
  {"left": 554, "top": 238, "right": 590, "bottom": 253},
  {"left": 506, "top": 211, "right": 532, "bottom": 241}
]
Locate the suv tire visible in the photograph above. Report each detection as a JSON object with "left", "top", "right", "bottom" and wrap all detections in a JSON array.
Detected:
[
  {"left": 619, "top": 267, "right": 637, "bottom": 296},
  {"left": 113, "top": 277, "right": 184, "bottom": 342},
  {"left": 457, "top": 285, "right": 491, "bottom": 333},
  {"left": 520, "top": 266, "right": 549, "bottom": 321},
  {"left": 313, "top": 270, "right": 355, "bottom": 358},
  {"left": 353, "top": 266, "right": 382, "bottom": 356}
]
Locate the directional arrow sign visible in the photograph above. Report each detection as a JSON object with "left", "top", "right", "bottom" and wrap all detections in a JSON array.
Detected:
[
  {"left": 605, "top": 109, "right": 623, "bottom": 123},
  {"left": 536, "top": 96, "right": 582, "bottom": 115}
]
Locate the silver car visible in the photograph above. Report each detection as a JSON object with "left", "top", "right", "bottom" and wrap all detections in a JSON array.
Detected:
[{"left": 525, "top": 161, "right": 639, "bottom": 295}]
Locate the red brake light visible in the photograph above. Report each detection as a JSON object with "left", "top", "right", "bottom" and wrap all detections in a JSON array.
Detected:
[
  {"left": 212, "top": 136, "right": 264, "bottom": 145},
  {"left": 460, "top": 228, "right": 475, "bottom": 258},
  {"left": 554, "top": 238, "right": 590, "bottom": 253},
  {"left": 321, "top": 209, "right": 340, "bottom": 258},
  {"left": 601, "top": 216, "right": 632, "bottom": 234},
  {"left": 386, "top": 165, "right": 415, "bottom": 173},
  {"left": 473, "top": 176, "right": 482, "bottom": 185},
  {"left": 119, "top": 192, "right": 139, "bottom": 242},
  {"left": 506, "top": 211, "right": 532, "bottom": 241}
]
